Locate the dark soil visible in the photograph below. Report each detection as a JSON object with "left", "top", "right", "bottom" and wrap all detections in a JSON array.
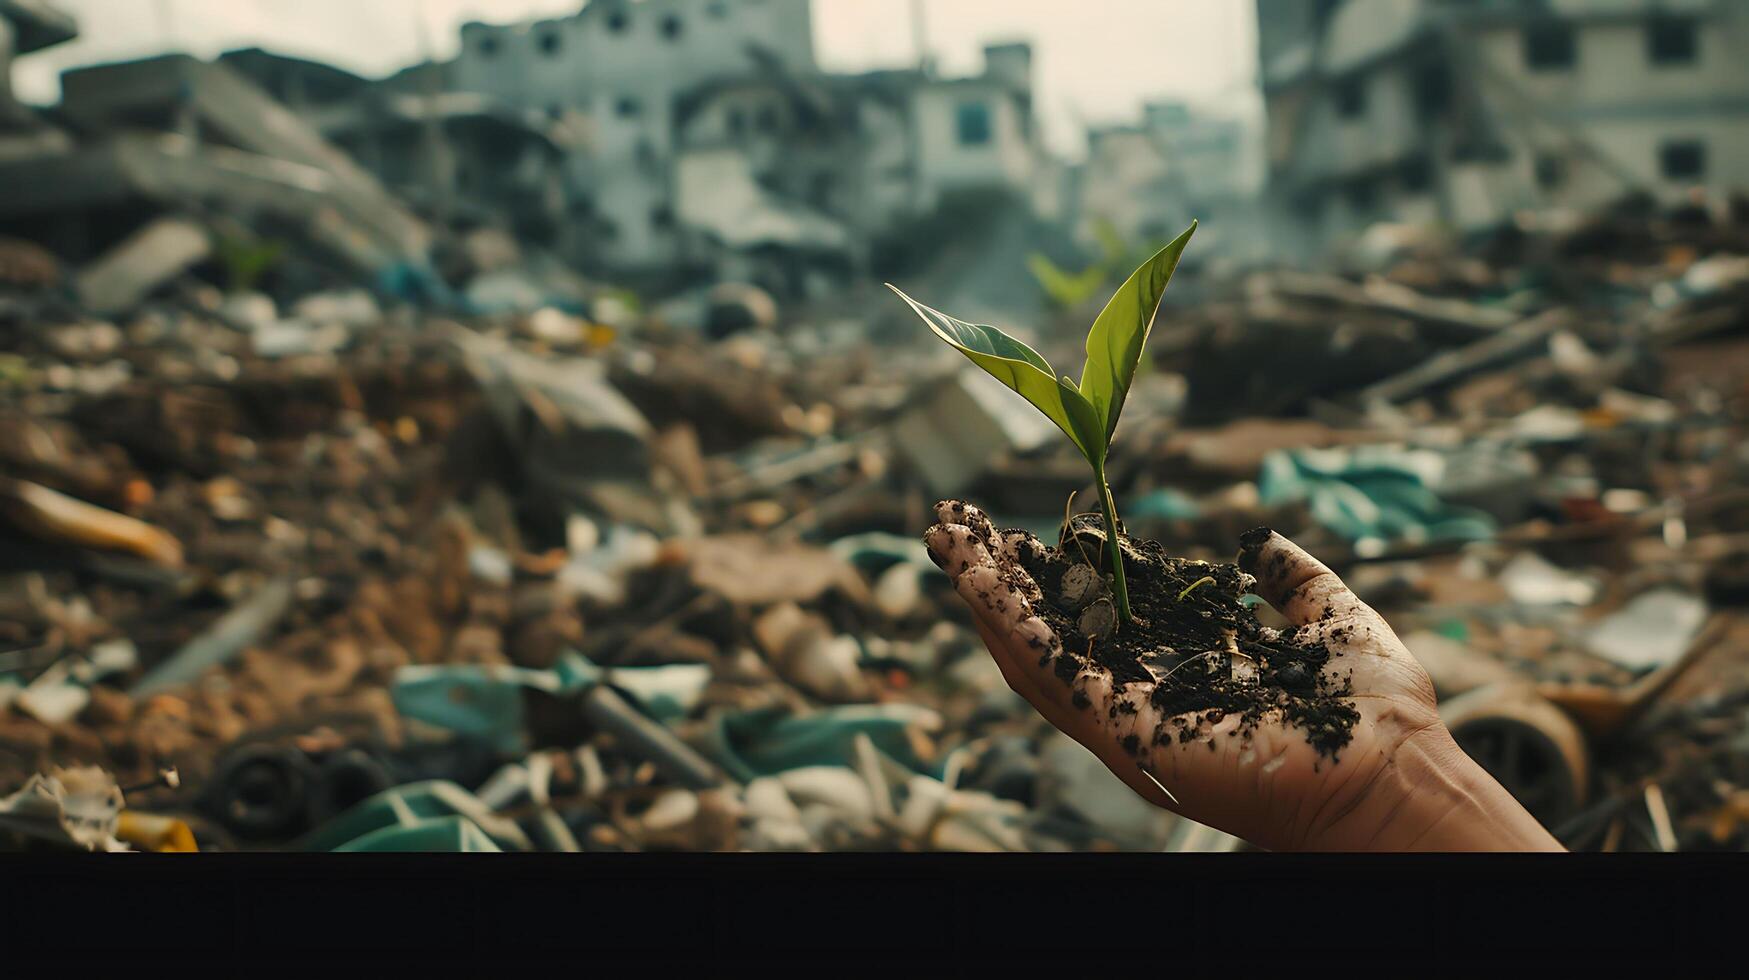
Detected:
[{"left": 1006, "top": 512, "right": 1360, "bottom": 760}]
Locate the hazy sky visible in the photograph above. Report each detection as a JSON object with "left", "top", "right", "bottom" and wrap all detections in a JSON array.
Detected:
[{"left": 13, "top": 0, "right": 1259, "bottom": 157}]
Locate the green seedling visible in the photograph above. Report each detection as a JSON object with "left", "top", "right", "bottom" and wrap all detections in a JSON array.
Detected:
[
  {"left": 1176, "top": 576, "right": 1216, "bottom": 603},
  {"left": 214, "top": 235, "right": 285, "bottom": 293},
  {"left": 1027, "top": 252, "right": 1108, "bottom": 310},
  {"left": 1027, "top": 218, "right": 1175, "bottom": 312},
  {"left": 890, "top": 220, "right": 1197, "bottom": 626}
]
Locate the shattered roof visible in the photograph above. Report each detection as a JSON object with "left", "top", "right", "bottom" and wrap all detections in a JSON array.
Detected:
[
  {"left": 217, "top": 47, "right": 371, "bottom": 105},
  {"left": 676, "top": 147, "right": 851, "bottom": 253},
  {"left": 322, "top": 91, "right": 571, "bottom": 154},
  {"left": 1320, "top": 0, "right": 1433, "bottom": 76},
  {"left": 0, "top": 0, "right": 76, "bottom": 55}
]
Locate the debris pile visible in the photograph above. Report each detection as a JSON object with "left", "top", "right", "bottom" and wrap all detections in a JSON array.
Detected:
[
  {"left": 0, "top": 259, "right": 1251, "bottom": 852},
  {"left": 3, "top": 25, "right": 1747, "bottom": 849},
  {"left": 4, "top": 196, "right": 1746, "bottom": 853},
  {"left": 1140, "top": 202, "right": 1749, "bottom": 849}
]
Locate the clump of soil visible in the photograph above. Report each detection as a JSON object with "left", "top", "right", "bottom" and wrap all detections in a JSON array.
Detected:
[{"left": 1009, "top": 512, "right": 1359, "bottom": 760}]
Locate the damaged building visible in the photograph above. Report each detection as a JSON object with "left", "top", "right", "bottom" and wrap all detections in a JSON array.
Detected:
[
  {"left": 0, "top": 0, "right": 74, "bottom": 128},
  {"left": 1257, "top": 0, "right": 1749, "bottom": 253},
  {"left": 216, "top": 49, "right": 583, "bottom": 287},
  {"left": 670, "top": 63, "right": 892, "bottom": 295},
  {"left": 1068, "top": 99, "right": 1264, "bottom": 267},
  {"left": 667, "top": 42, "right": 1056, "bottom": 295},
  {"left": 0, "top": 0, "right": 1062, "bottom": 309},
  {"left": 0, "top": 28, "right": 440, "bottom": 307},
  {"left": 448, "top": 0, "right": 818, "bottom": 277},
  {"left": 1075, "top": 101, "right": 1253, "bottom": 251},
  {"left": 436, "top": 2, "right": 1054, "bottom": 294}
]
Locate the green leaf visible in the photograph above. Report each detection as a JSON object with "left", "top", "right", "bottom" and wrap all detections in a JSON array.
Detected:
[
  {"left": 1092, "top": 218, "right": 1128, "bottom": 266},
  {"left": 1026, "top": 252, "right": 1106, "bottom": 310},
  {"left": 1078, "top": 220, "right": 1196, "bottom": 442},
  {"left": 887, "top": 283, "right": 1106, "bottom": 462},
  {"left": 1057, "top": 377, "right": 1108, "bottom": 464}
]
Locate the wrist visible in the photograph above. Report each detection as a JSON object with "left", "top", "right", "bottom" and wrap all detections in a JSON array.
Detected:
[{"left": 1302, "top": 724, "right": 1565, "bottom": 852}]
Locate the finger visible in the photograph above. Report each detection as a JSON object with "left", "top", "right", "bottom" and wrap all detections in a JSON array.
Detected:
[
  {"left": 927, "top": 520, "right": 1048, "bottom": 625},
  {"left": 971, "top": 618, "right": 1142, "bottom": 801},
  {"left": 972, "top": 618, "right": 1076, "bottom": 728},
  {"left": 973, "top": 613, "right": 1076, "bottom": 715},
  {"left": 1066, "top": 666, "right": 1181, "bottom": 810},
  {"left": 924, "top": 522, "right": 993, "bottom": 581},
  {"left": 933, "top": 499, "right": 1001, "bottom": 555},
  {"left": 972, "top": 616, "right": 1177, "bottom": 811},
  {"left": 996, "top": 529, "right": 1038, "bottom": 564},
  {"left": 931, "top": 506, "right": 1180, "bottom": 811},
  {"left": 930, "top": 521, "right": 1060, "bottom": 675},
  {"left": 953, "top": 562, "right": 1036, "bottom": 633},
  {"left": 1237, "top": 527, "right": 1366, "bottom": 628},
  {"left": 929, "top": 519, "right": 1078, "bottom": 702}
]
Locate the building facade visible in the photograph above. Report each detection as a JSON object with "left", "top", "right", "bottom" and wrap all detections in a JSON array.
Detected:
[
  {"left": 664, "top": 41, "right": 1048, "bottom": 295},
  {"left": 448, "top": 2, "right": 1049, "bottom": 287},
  {"left": 1072, "top": 100, "right": 1254, "bottom": 259},
  {"left": 450, "top": 0, "right": 815, "bottom": 273},
  {"left": 0, "top": 0, "right": 76, "bottom": 129},
  {"left": 1259, "top": 0, "right": 1749, "bottom": 252}
]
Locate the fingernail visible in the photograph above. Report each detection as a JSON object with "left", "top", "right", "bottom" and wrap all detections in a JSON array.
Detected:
[{"left": 1237, "top": 526, "right": 1274, "bottom": 572}]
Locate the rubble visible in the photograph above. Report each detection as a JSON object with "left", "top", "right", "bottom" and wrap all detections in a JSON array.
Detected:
[
  {"left": 1, "top": 187, "right": 1744, "bottom": 854},
  {"left": 0, "top": 765, "right": 126, "bottom": 851},
  {"left": 74, "top": 218, "right": 212, "bottom": 316},
  {"left": 2, "top": 4, "right": 1748, "bottom": 858}
]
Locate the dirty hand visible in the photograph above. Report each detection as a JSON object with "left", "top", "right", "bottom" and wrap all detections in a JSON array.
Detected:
[{"left": 925, "top": 502, "right": 1562, "bottom": 852}]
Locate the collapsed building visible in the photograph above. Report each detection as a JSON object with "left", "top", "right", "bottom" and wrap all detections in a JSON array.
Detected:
[
  {"left": 1075, "top": 101, "right": 1258, "bottom": 261},
  {"left": 0, "top": 0, "right": 1238, "bottom": 309},
  {"left": 216, "top": 48, "right": 573, "bottom": 253},
  {"left": 668, "top": 44, "right": 1065, "bottom": 296},
  {"left": 0, "top": 40, "right": 441, "bottom": 310},
  {"left": 450, "top": 0, "right": 819, "bottom": 276},
  {"left": 436, "top": 1, "right": 1062, "bottom": 295},
  {"left": 0, "top": 0, "right": 73, "bottom": 127},
  {"left": 1256, "top": 0, "right": 1749, "bottom": 254}
]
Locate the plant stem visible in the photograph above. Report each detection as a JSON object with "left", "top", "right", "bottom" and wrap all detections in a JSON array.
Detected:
[{"left": 1093, "top": 463, "right": 1132, "bottom": 624}]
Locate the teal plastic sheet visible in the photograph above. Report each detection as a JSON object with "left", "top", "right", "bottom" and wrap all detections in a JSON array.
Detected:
[
  {"left": 299, "top": 780, "right": 528, "bottom": 852},
  {"left": 1259, "top": 446, "right": 1495, "bottom": 547},
  {"left": 391, "top": 651, "right": 709, "bottom": 754},
  {"left": 1126, "top": 487, "right": 1202, "bottom": 521},
  {"left": 829, "top": 532, "right": 947, "bottom": 583},
  {"left": 699, "top": 704, "right": 945, "bottom": 783},
  {"left": 334, "top": 815, "right": 502, "bottom": 852}
]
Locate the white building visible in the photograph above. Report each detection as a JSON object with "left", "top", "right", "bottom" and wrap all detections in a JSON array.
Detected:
[
  {"left": 451, "top": 0, "right": 815, "bottom": 274},
  {"left": 1258, "top": 0, "right": 1749, "bottom": 252},
  {"left": 1072, "top": 101, "right": 1253, "bottom": 258},
  {"left": 444, "top": 5, "right": 1051, "bottom": 283},
  {"left": 1077, "top": 122, "right": 1183, "bottom": 251},
  {"left": 906, "top": 43, "right": 1043, "bottom": 213},
  {"left": 1141, "top": 102, "right": 1252, "bottom": 206},
  {"left": 666, "top": 42, "right": 1051, "bottom": 293}
]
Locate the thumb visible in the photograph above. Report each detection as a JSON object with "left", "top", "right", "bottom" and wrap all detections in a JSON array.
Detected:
[{"left": 1236, "top": 527, "right": 1366, "bottom": 628}]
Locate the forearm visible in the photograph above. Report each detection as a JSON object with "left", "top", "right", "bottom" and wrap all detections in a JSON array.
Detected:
[{"left": 1305, "top": 726, "right": 1565, "bottom": 852}]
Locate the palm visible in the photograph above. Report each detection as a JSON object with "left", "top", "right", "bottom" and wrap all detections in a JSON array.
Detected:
[{"left": 931, "top": 503, "right": 1443, "bottom": 851}]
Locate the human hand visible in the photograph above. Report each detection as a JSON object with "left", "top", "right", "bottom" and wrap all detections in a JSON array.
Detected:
[{"left": 925, "top": 500, "right": 1562, "bottom": 852}]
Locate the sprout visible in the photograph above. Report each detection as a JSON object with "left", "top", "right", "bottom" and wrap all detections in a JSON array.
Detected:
[
  {"left": 890, "top": 221, "right": 1197, "bottom": 625},
  {"left": 1176, "top": 576, "right": 1217, "bottom": 603}
]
